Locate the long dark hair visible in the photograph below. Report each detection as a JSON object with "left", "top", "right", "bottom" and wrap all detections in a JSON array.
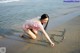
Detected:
[{"left": 40, "top": 14, "right": 49, "bottom": 30}]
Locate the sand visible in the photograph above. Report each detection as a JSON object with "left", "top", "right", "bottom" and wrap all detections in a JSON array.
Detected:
[{"left": 0, "top": 15, "right": 80, "bottom": 53}]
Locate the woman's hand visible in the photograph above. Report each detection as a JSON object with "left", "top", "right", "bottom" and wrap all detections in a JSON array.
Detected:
[{"left": 51, "top": 42, "right": 55, "bottom": 47}]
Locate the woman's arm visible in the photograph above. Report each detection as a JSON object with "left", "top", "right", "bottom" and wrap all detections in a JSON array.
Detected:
[{"left": 40, "top": 26, "right": 55, "bottom": 47}]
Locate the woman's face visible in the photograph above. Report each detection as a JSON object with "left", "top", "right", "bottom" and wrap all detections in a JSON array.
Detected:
[{"left": 41, "top": 18, "right": 49, "bottom": 24}]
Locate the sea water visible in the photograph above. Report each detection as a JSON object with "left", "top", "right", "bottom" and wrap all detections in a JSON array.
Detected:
[{"left": 0, "top": 0, "right": 80, "bottom": 32}]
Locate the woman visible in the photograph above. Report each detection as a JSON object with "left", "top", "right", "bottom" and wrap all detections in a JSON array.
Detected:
[{"left": 22, "top": 14, "right": 55, "bottom": 47}]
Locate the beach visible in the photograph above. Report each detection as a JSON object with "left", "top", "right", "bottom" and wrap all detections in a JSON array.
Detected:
[
  {"left": 0, "top": 0, "right": 80, "bottom": 53},
  {"left": 0, "top": 15, "right": 80, "bottom": 53}
]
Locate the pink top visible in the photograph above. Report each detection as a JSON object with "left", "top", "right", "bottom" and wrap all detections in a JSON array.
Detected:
[{"left": 22, "top": 17, "right": 43, "bottom": 31}]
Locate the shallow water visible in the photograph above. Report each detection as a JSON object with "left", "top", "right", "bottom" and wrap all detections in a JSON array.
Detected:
[{"left": 0, "top": 0, "right": 80, "bottom": 32}]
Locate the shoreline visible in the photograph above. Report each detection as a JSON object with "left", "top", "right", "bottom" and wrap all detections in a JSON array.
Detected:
[
  {"left": 48, "top": 10, "right": 80, "bottom": 30},
  {"left": 0, "top": 15, "right": 80, "bottom": 53}
]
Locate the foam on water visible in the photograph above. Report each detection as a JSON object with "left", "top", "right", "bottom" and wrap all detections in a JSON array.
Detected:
[{"left": 0, "top": 0, "right": 20, "bottom": 3}]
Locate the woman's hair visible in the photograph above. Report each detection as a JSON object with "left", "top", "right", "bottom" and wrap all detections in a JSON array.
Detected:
[{"left": 40, "top": 14, "right": 49, "bottom": 30}]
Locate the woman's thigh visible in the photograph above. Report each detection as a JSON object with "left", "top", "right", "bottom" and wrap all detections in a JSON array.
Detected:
[
  {"left": 30, "top": 29, "right": 38, "bottom": 35},
  {"left": 24, "top": 29, "right": 37, "bottom": 39}
]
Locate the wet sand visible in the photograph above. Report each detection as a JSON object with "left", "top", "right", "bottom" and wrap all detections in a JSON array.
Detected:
[{"left": 0, "top": 15, "right": 80, "bottom": 53}]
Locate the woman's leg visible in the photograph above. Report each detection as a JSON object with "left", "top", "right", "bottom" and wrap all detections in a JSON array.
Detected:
[
  {"left": 30, "top": 29, "right": 38, "bottom": 36},
  {"left": 24, "top": 29, "right": 37, "bottom": 39}
]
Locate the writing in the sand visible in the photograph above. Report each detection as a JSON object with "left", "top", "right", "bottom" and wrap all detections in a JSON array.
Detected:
[
  {"left": 64, "top": 0, "right": 80, "bottom": 2},
  {"left": 0, "top": 47, "right": 6, "bottom": 53}
]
